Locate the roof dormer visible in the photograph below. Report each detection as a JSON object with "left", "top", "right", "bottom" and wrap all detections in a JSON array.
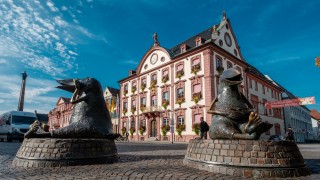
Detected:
[
  {"left": 180, "top": 43, "right": 189, "bottom": 54},
  {"left": 195, "top": 37, "right": 204, "bottom": 47}
]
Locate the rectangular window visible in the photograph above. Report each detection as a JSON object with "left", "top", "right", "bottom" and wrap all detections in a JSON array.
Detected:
[
  {"left": 177, "top": 88, "right": 184, "bottom": 98},
  {"left": 163, "top": 91, "right": 169, "bottom": 101},
  {"left": 255, "top": 81, "right": 258, "bottom": 91},
  {"left": 151, "top": 96, "right": 157, "bottom": 106},
  {"left": 140, "top": 119, "right": 146, "bottom": 127},
  {"left": 181, "top": 47, "right": 185, "bottom": 53},
  {"left": 262, "top": 85, "right": 265, "bottom": 94},
  {"left": 271, "top": 90, "right": 274, "bottom": 98},
  {"left": 130, "top": 119, "right": 135, "bottom": 129},
  {"left": 141, "top": 97, "right": 146, "bottom": 106},
  {"left": 123, "top": 102, "right": 127, "bottom": 109},
  {"left": 216, "top": 56, "right": 222, "bottom": 67},
  {"left": 263, "top": 99, "right": 268, "bottom": 115},
  {"left": 250, "top": 94, "right": 259, "bottom": 113},
  {"left": 227, "top": 61, "right": 233, "bottom": 69},
  {"left": 249, "top": 78, "right": 252, "bottom": 88},
  {"left": 178, "top": 116, "right": 184, "bottom": 125},
  {"left": 196, "top": 40, "right": 201, "bottom": 47},
  {"left": 163, "top": 118, "right": 169, "bottom": 126}
]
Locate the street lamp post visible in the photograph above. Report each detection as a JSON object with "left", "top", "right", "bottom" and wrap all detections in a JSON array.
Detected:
[{"left": 170, "top": 110, "right": 175, "bottom": 144}]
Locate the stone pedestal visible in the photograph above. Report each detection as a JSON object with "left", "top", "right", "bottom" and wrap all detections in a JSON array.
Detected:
[
  {"left": 183, "top": 139, "right": 311, "bottom": 178},
  {"left": 13, "top": 138, "right": 118, "bottom": 167}
]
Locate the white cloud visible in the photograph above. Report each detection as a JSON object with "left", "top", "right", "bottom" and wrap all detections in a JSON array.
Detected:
[
  {"left": 0, "top": 75, "right": 59, "bottom": 114},
  {"left": 0, "top": 1, "right": 82, "bottom": 77},
  {"left": 46, "top": 0, "right": 59, "bottom": 12},
  {"left": 0, "top": 59, "right": 7, "bottom": 64},
  {"left": 61, "top": 6, "right": 68, "bottom": 11},
  {"left": 122, "top": 60, "right": 139, "bottom": 65}
]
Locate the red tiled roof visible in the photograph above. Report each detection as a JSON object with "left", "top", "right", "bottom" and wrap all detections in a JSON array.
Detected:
[{"left": 311, "top": 110, "right": 320, "bottom": 120}]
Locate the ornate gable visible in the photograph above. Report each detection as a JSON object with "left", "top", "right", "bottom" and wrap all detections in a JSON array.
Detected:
[
  {"left": 136, "top": 46, "right": 172, "bottom": 74},
  {"left": 56, "top": 97, "right": 70, "bottom": 106},
  {"left": 213, "top": 12, "right": 244, "bottom": 61}
]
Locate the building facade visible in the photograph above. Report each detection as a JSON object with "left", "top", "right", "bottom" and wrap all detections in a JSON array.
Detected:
[
  {"left": 118, "top": 12, "right": 284, "bottom": 142},
  {"left": 104, "top": 86, "right": 120, "bottom": 133},
  {"left": 282, "top": 92, "right": 312, "bottom": 143},
  {"left": 47, "top": 97, "right": 73, "bottom": 131},
  {"left": 311, "top": 110, "right": 320, "bottom": 142}
]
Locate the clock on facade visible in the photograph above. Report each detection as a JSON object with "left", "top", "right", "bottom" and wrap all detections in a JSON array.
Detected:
[
  {"left": 224, "top": 32, "right": 232, "bottom": 47},
  {"left": 150, "top": 53, "right": 158, "bottom": 64}
]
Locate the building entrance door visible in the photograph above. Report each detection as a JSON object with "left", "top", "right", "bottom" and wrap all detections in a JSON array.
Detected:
[{"left": 150, "top": 120, "right": 157, "bottom": 137}]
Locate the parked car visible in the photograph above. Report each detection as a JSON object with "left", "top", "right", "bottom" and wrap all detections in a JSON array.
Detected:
[{"left": 268, "top": 135, "right": 286, "bottom": 141}]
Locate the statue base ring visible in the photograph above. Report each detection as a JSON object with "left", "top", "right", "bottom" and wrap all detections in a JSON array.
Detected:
[
  {"left": 183, "top": 139, "right": 310, "bottom": 178},
  {"left": 13, "top": 138, "right": 118, "bottom": 167}
]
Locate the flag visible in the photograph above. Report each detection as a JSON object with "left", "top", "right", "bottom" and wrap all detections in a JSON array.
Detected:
[
  {"left": 106, "top": 99, "right": 111, "bottom": 111},
  {"left": 265, "top": 96, "right": 316, "bottom": 109},
  {"left": 111, "top": 97, "right": 115, "bottom": 113}
]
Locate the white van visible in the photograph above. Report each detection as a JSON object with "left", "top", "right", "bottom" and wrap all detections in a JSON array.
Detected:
[{"left": 0, "top": 111, "right": 37, "bottom": 142}]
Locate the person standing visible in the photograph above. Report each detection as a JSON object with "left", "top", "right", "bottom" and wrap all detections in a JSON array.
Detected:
[
  {"left": 200, "top": 117, "right": 209, "bottom": 139},
  {"left": 285, "top": 127, "right": 294, "bottom": 141},
  {"left": 125, "top": 131, "right": 129, "bottom": 142}
]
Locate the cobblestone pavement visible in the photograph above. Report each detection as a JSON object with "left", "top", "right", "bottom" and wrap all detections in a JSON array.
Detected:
[{"left": 0, "top": 141, "right": 319, "bottom": 179}]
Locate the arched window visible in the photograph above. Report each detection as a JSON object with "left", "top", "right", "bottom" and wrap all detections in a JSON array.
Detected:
[{"left": 177, "top": 64, "right": 183, "bottom": 71}]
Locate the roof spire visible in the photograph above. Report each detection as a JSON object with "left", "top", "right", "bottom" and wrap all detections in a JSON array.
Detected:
[
  {"left": 153, "top": 32, "right": 160, "bottom": 47},
  {"left": 222, "top": 10, "right": 227, "bottom": 20}
]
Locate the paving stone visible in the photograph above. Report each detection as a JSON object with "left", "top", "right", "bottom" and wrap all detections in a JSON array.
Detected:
[{"left": 0, "top": 141, "right": 319, "bottom": 180}]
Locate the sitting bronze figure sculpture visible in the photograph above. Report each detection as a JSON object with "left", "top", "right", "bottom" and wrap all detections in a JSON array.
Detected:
[
  {"left": 208, "top": 68, "right": 272, "bottom": 140},
  {"left": 25, "top": 77, "right": 119, "bottom": 139}
]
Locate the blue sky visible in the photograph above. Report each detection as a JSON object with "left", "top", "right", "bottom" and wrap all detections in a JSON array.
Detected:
[{"left": 0, "top": 0, "right": 319, "bottom": 114}]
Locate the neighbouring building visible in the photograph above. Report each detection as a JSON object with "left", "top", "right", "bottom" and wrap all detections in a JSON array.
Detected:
[
  {"left": 281, "top": 91, "right": 312, "bottom": 143},
  {"left": 311, "top": 110, "right": 320, "bottom": 142},
  {"left": 48, "top": 97, "right": 73, "bottom": 131},
  {"left": 118, "top": 12, "right": 285, "bottom": 142},
  {"left": 104, "top": 86, "right": 120, "bottom": 133}
]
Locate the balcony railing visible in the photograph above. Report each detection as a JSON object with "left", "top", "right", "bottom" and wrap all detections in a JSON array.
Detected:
[{"left": 143, "top": 106, "right": 163, "bottom": 113}]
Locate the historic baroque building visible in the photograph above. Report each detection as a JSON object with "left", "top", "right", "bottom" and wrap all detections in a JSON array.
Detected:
[
  {"left": 47, "top": 97, "right": 73, "bottom": 131},
  {"left": 118, "top": 12, "right": 284, "bottom": 142}
]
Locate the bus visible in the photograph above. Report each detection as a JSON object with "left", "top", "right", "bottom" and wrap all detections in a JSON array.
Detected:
[{"left": 0, "top": 111, "right": 37, "bottom": 142}]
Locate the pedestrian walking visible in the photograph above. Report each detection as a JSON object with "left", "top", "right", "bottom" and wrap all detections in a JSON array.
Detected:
[
  {"left": 285, "top": 127, "right": 294, "bottom": 141},
  {"left": 200, "top": 117, "right": 209, "bottom": 139},
  {"left": 125, "top": 131, "right": 129, "bottom": 142}
]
